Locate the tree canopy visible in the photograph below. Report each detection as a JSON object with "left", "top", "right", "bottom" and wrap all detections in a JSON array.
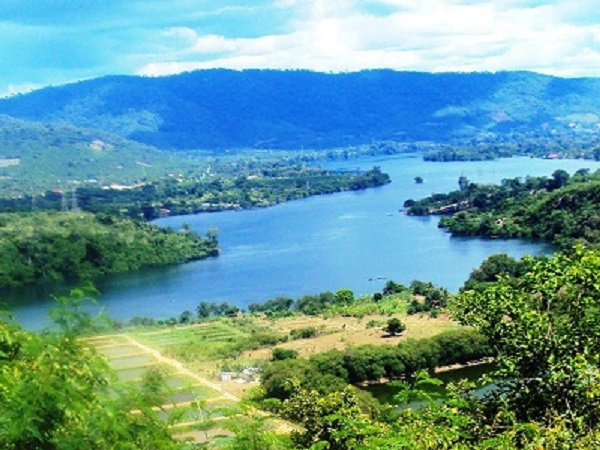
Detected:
[{"left": 0, "top": 211, "right": 218, "bottom": 289}]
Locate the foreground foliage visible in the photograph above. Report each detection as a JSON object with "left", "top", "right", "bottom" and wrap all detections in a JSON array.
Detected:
[
  {"left": 0, "top": 290, "right": 180, "bottom": 449},
  {"left": 454, "top": 246, "right": 600, "bottom": 427}
]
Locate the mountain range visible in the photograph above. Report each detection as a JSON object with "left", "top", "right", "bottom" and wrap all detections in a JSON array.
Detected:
[{"left": 1, "top": 70, "right": 600, "bottom": 151}]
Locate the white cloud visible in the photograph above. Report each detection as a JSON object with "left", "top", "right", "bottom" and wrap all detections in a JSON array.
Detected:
[
  {"left": 136, "top": 0, "right": 600, "bottom": 77},
  {"left": 1, "top": 82, "right": 43, "bottom": 98}
]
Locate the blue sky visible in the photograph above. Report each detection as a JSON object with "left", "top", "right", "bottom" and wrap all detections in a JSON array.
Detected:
[{"left": 1, "top": 0, "right": 600, "bottom": 96}]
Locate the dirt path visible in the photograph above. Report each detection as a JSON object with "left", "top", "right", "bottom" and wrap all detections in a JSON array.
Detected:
[
  {"left": 121, "top": 334, "right": 239, "bottom": 402},
  {"left": 86, "top": 332, "right": 295, "bottom": 438}
]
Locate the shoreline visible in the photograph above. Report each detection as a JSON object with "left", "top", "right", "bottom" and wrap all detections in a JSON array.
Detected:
[{"left": 357, "top": 357, "right": 494, "bottom": 387}]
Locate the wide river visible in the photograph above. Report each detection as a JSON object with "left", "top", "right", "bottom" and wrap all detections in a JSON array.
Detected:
[{"left": 6, "top": 155, "right": 600, "bottom": 329}]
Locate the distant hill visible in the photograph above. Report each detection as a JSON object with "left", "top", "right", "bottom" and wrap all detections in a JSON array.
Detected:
[
  {"left": 1, "top": 70, "right": 600, "bottom": 150},
  {"left": 0, "top": 115, "right": 191, "bottom": 195}
]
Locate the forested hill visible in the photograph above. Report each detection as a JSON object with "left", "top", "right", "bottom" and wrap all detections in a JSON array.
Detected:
[
  {"left": 0, "top": 211, "right": 219, "bottom": 289},
  {"left": 1, "top": 70, "right": 600, "bottom": 150},
  {"left": 406, "top": 170, "right": 600, "bottom": 248}
]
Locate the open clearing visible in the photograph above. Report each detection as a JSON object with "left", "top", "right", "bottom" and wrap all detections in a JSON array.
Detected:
[
  {"left": 91, "top": 310, "right": 461, "bottom": 397},
  {"left": 242, "top": 313, "right": 460, "bottom": 361},
  {"left": 81, "top": 333, "right": 241, "bottom": 443}
]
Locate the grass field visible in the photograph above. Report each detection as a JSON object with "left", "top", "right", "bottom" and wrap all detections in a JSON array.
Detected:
[{"left": 112, "top": 309, "right": 461, "bottom": 397}]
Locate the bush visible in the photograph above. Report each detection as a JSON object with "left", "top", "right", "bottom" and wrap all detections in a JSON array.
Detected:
[
  {"left": 290, "top": 326, "right": 318, "bottom": 340},
  {"left": 407, "top": 298, "right": 428, "bottom": 315},
  {"left": 366, "top": 319, "right": 381, "bottom": 328},
  {"left": 272, "top": 348, "right": 299, "bottom": 361},
  {"left": 383, "top": 280, "right": 406, "bottom": 296}
]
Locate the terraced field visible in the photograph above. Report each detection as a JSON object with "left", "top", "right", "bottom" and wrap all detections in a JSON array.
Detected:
[
  {"left": 82, "top": 332, "right": 241, "bottom": 443},
  {"left": 131, "top": 322, "right": 248, "bottom": 362}
]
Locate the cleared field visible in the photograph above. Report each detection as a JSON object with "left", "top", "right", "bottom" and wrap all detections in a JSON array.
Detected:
[
  {"left": 85, "top": 335, "right": 129, "bottom": 347},
  {"left": 82, "top": 332, "right": 239, "bottom": 441},
  {"left": 129, "top": 318, "right": 286, "bottom": 366},
  {"left": 242, "top": 313, "right": 461, "bottom": 360},
  {"left": 83, "top": 309, "right": 464, "bottom": 439},
  {"left": 97, "top": 344, "right": 143, "bottom": 358},
  {"left": 111, "top": 353, "right": 158, "bottom": 369},
  {"left": 115, "top": 365, "right": 161, "bottom": 382},
  {"left": 167, "top": 385, "right": 221, "bottom": 404}
]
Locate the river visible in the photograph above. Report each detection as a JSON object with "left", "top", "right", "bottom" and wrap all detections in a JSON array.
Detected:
[
  {"left": 362, "top": 362, "right": 496, "bottom": 407},
  {"left": 5, "top": 155, "right": 600, "bottom": 329}
]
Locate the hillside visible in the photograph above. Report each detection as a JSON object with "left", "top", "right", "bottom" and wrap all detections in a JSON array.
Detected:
[
  {"left": 0, "top": 115, "right": 194, "bottom": 195},
  {"left": 406, "top": 170, "right": 600, "bottom": 248},
  {"left": 1, "top": 70, "right": 600, "bottom": 150}
]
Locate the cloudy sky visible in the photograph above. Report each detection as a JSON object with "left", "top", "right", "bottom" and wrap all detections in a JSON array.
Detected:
[{"left": 1, "top": 0, "right": 600, "bottom": 96}]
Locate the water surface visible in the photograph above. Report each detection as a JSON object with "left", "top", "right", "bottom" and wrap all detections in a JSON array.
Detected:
[
  {"left": 363, "top": 362, "right": 496, "bottom": 407},
  {"left": 6, "top": 155, "right": 599, "bottom": 328}
]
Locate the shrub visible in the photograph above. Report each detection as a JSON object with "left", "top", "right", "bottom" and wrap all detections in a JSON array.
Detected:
[
  {"left": 383, "top": 318, "right": 406, "bottom": 336},
  {"left": 290, "top": 326, "right": 318, "bottom": 340},
  {"left": 272, "top": 348, "right": 299, "bottom": 361}
]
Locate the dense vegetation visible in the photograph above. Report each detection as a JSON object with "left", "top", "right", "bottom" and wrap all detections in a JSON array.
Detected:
[
  {"left": 0, "top": 166, "right": 390, "bottom": 219},
  {"left": 2, "top": 70, "right": 600, "bottom": 150},
  {"left": 259, "top": 328, "right": 490, "bottom": 400},
  {"left": 0, "top": 211, "right": 218, "bottom": 289},
  {"left": 406, "top": 169, "right": 600, "bottom": 248},
  {"left": 460, "top": 253, "right": 534, "bottom": 293},
  {"left": 0, "top": 290, "right": 180, "bottom": 449},
  {"left": 423, "top": 132, "right": 600, "bottom": 161}
]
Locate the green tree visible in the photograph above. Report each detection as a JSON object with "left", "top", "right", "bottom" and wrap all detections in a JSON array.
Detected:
[
  {"left": 453, "top": 246, "right": 600, "bottom": 426},
  {"left": 383, "top": 318, "right": 406, "bottom": 336},
  {"left": 272, "top": 348, "right": 298, "bottom": 361},
  {"left": 0, "top": 290, "right": 178, "bottom": 449},
  {"left": 383, "top": 280, "right": 406, "bottom": 296},
  {"left": 462, "top": 253, "right": 529, "bottom": 292},
  {"left": 282, "top": 386, "right": 382, "bottom": 449},
  {"left": 179, "top": 310, "right": 193, "bottom": 324},
  {"left": 197, "top": 301, "right": 212, "bottom": 319},
  {"left": 391, "top": 369, "right": 443, "bottom": 406},
  {"left": 334, "top": 288, "right": 355, "bottom": 306},
  {"left": 222, "top": 406, "right": 291, "bottom": 449},
  {"left": 550, "top": 169, "right": 570, "bottom": 190}
]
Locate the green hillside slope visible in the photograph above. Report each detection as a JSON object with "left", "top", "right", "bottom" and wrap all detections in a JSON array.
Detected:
[
  {"left": 0, "top": 115, "right": 194, "bottom": 195},
  {"left": 1, "top": 70, "right": 599, "bottom": 150}
]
